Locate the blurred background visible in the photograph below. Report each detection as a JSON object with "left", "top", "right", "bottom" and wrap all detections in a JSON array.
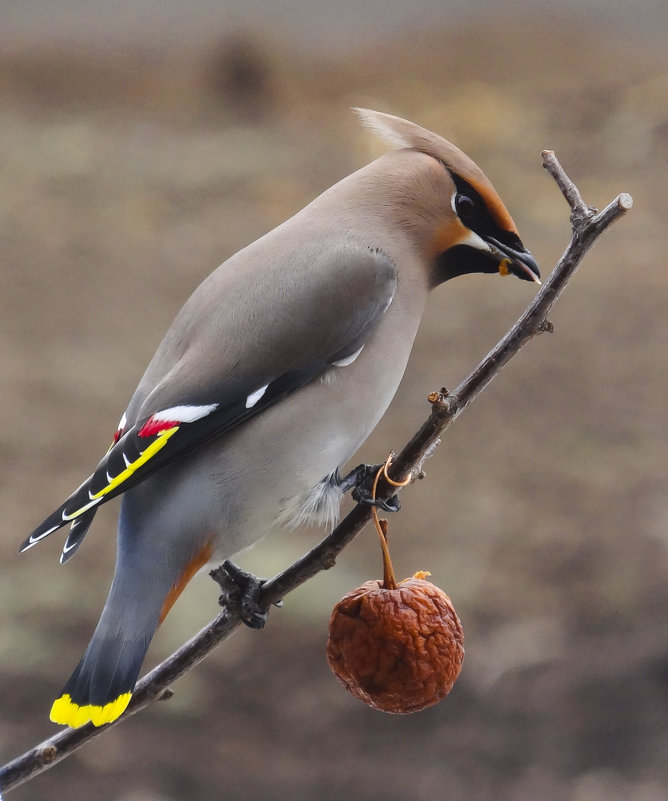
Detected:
[{"left": 1, "top": 1, "right": 667, "bottom": 799}]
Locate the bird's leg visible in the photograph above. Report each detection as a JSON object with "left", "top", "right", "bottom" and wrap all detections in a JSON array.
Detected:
[
  {"left": 210, "top": 561, "right": 282, "bottom": 630},
  {"left": 336, "top": 464, "right": 402, "bottom": 513}
]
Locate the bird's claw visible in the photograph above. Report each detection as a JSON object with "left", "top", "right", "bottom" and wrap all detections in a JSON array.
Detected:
[
  {"left": 339, "top": 463, "right": 402, "bottom": 513},
  {"left": 210, "top": 560, "right": 280, "bottom": 629},
  {"left": 352, "top": 488, "right": 402, "bottom": 513}
]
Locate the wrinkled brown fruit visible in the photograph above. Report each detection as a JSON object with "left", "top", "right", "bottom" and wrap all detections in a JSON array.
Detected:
[{"left": 327, "top": 574, "right": 464, "bottom": 713}]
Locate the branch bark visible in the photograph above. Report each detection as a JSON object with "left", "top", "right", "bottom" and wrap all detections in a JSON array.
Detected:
[{"left": 0, "top": 152, "right": 632, "bottom": 795}]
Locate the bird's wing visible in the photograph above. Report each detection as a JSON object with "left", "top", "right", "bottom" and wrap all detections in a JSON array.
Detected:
[{"left": 21, "top": 245, "right": 397, "bottom": 559}]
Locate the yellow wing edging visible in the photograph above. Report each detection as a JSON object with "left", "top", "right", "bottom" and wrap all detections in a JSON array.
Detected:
[{"left": 63, "top": 426, "right": 180, "bottom": 521}]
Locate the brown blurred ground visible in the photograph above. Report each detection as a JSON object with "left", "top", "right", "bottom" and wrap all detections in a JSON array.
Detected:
[{"left": 1, "top": 11, "right": 668, "bottom": 801}]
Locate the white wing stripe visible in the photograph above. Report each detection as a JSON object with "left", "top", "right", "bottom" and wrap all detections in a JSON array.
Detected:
[
  {"left": 152, "top": 404, "right": 219, "bottom": 424},
  {"left": 245, "top": 385, "right": 269, "bottom": 409}
]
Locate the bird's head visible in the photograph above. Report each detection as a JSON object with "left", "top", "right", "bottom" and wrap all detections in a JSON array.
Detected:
[{"left": 354, "top": 108, "right": 541, "bottom": 287}]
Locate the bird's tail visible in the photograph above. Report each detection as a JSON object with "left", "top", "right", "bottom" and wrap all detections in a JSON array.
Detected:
[
  {"left": 50, "top": 536, "right": 165, "bottom": 728},
  {"left": 50, "top": 630, "right": 151, "bottom": 728},
  {"left": 49, "top": 523, "right": 215, "bottom": 728}
]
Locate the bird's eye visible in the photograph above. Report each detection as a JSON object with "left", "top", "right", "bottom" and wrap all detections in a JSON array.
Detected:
[{"left": 455, "top": 193, "right": 478, "bottom": 225}]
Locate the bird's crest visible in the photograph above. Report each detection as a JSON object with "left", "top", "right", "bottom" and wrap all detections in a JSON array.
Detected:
[
  {"left": 353, "top": 107, "right": 419, "bottom": 151},
  {"left": 353, "top": 107, "right": 514, "bottom": 233}
]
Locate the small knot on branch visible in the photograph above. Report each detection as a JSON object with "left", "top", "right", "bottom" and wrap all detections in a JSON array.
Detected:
[
  {"left": 416, "top": 438, "right": 441, "bottom": 478},
  {"left": 38, "top": 746, "right": 57, "bottom": 765},
  {"left": 538, "top": 319, "right": 554, "bottom": 334},
  {"left": 318, "top": 552, "right": 337, "bottom": 570},
  {"left": 428, "top": 388, "right": 450, "bottom": 410}
]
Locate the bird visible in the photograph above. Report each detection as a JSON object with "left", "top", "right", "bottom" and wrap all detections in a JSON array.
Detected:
[{"left": 20, "top": 108, "right": 540, "bottom": 729}]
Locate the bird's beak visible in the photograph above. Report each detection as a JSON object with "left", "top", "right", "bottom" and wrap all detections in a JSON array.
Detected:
[{"left": 487, "top": 237, "right": 541, "bottom": 285}]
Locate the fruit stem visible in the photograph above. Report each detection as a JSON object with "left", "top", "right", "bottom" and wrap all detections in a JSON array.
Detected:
[
  {"left": 371, "top": 460, "right": 398, "bottom": 590},
  {"left": 377, "top": 518, "right": 397, "bottom": 590}
]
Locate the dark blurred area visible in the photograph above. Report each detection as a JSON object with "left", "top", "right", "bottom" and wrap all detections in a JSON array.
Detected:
[{"left": 1, "top": 2, "right": 667, "bottom": 799}]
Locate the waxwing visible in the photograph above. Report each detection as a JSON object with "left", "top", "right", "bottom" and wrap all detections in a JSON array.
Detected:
[{"left": 20, "top": 108, "right": 540, "bottom": 728}]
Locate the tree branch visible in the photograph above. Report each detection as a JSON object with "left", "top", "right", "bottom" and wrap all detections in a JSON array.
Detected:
[{"left": 0, "top": 152, "right": 632, "bottom": 795}]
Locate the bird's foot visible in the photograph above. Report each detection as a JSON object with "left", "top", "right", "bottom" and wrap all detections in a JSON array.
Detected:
[
  {"left": 210, "top": 561, "right": 282, "bottom": 629},
  {"left": 337, "top": 463, "right": 402, "bottom": 513}
]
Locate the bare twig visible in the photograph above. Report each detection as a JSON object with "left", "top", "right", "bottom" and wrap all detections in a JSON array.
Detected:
[{"left": 0, "top": 153, "right": 632, "bottom": 794}]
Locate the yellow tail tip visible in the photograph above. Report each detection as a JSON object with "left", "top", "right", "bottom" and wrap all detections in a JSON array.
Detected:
[{"left": 50, "top": 692, "right": 132, "bottom": 728}]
